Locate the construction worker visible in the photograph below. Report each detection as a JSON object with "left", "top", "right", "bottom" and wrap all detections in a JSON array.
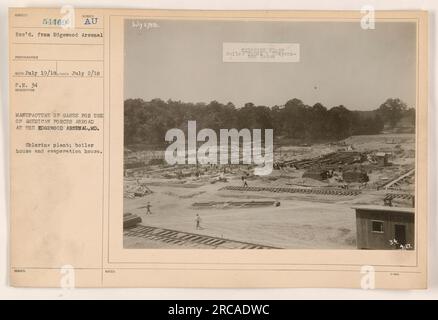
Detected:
[
  {"left": 146, "top": 202, "right": 152, "bottom": 215},
  {"left": 195, "top": 214, "right": 202, "bottom": 230},
  {"left": 242, "top": 176, "right": 249, "bottom": 188}
]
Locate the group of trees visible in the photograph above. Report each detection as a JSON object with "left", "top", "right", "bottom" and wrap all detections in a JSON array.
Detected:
[
  {"left": 124, "top": 97, "right": 414, "bottom": 147},
  {"left": 376, "top": 98, "right": 415, "bottom": 128}
]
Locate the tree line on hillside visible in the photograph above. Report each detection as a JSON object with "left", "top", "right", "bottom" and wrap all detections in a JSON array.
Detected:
[{"left": 124, "top": 97, "right": 415, "bottom": 146}]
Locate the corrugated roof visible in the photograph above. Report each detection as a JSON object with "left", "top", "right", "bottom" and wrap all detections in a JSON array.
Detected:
[{"left": 351, "top": 205, "right": 415, "bottom": 214}]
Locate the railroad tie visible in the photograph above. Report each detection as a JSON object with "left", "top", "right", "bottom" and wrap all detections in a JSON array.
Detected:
[
  {"left": 204, "top": 239, "right": 220, "bottom": 245},
  {"left": 197, "top": 238, "right": 214, "bottom": 244},
  {"left": 208, "top": 239, "right": 224, "bottom": 246},
  {"left": 156, "top": 231, "right": 172, "bottom": 236},
  {"left": 179, "top": 235, "right": 195, "bottom": 240}
]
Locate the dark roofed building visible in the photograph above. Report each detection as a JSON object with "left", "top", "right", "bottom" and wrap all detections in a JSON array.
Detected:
[{"left": 375, "top": 152, "right": 389, "bottom": 166}]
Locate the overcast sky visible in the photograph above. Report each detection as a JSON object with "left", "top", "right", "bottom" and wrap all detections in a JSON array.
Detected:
[{"left": 124, "top": 20, "right": 416, "bottom": 111}]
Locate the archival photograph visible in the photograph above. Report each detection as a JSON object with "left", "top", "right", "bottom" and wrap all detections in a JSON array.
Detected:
[{"left": 123, "top": 19, "right": 416, "bottom": 250}]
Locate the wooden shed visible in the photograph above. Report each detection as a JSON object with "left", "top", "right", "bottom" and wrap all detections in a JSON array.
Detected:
[
  {"left": 352, "top": 205, "right": 415, "bottom": 250},
  {"left": 302, "top": 169, "right": 329, "bottom": 181},
  {"left": 375, "top": 152, "right": 389, "bottom": 166}
]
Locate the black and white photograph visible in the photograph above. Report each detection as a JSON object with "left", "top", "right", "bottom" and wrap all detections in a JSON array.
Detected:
[
  {"left": 123, "top": 19, "right": 416, "bottom": 250},
  {"left": 3, "top": 2, "right": 434, "bottom": 295}
]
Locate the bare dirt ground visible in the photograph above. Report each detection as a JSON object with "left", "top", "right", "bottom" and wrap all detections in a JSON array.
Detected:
[
  {"left": 124, "top": 133, "right": 415, "bottom": 249},
  {"left": 124, "top": 182, "right": 357, "bottom": 249}
]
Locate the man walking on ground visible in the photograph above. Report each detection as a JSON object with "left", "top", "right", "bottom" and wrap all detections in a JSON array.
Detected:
[
  {"left": 242, "top": 176, "right": 249, "bottom": 188},
  {"left": 195, "top": 214, "right": 202, "bottom": 230},
  {"left": 146, "top": 202, "right": 152, "bottom": 215}
]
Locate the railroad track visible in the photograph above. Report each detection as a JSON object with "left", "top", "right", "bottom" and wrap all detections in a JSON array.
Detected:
[
  {"left": 383, "top": 193, "right": 415, "bottom": 207},
  {"left": 220, "top": 185, "right": 361, "bottom": 196},
  {"left": 124, "top": 225, "right": 280, "bottom": 249},
  {"left": 384, "top": 193, "right": 414, "bottom": 201},
  {"left": 192, "top": 200, "right": 278, "bottom": 209},
  {"left": 379, "top": 168, "right": 415, "bottom": 190}
]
